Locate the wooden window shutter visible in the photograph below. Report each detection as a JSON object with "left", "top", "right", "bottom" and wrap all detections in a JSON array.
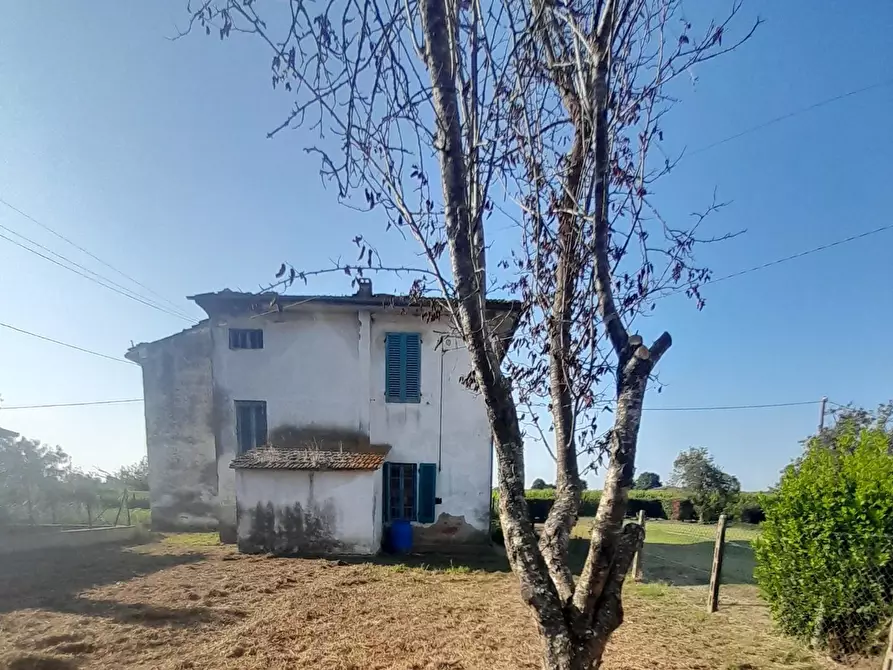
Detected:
[
  {"left": 385, "top": 334, "right": 403, "bottom": 402},
  {"left": 382, "top": 462, "right": 392, "bottom": 523},
  {"left": 417, "top": 463, "right": 437, "bottom": 523},
  {"left": 403, "top": 333, "right": 421, "bottom": 402},
  {"left": 385, "top": 333, "right": 421, "bottom": 403}
]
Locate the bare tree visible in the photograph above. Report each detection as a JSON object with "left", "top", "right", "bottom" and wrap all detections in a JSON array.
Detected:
[{"left": 182, "top": 0, "right": 755, "bottom": 667}]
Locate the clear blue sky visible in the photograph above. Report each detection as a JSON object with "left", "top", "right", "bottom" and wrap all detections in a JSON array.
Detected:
[{"left": 0, "top": 1, "right": 890, "bottom": 489}]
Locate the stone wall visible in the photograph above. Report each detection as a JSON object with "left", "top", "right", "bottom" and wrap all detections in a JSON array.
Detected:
[{"left": 132, "top": 324, "right": 218, "bottom": 531}]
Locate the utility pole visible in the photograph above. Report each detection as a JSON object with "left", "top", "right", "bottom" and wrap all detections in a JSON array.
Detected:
[{"left": 818, "top": 396, "right": 828, "bottom": 431}]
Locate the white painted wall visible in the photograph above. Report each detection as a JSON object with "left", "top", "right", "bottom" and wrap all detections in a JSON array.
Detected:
[
  {"left": 368, "top": 314, "right": 493, "bottom": 535},
  {"left": 235, "top": 469, "right": 380, "bottom": 554},
  {"left": 180, "top": 302, "right": 496, "bottom": 543},
  {"left": 211, "top": 310, "right": 364, "bottom": 536}
]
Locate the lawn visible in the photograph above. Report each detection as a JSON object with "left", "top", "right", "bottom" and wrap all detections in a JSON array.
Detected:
[{"left": 0, "top": 530, "right": 869, "bottom": 670}]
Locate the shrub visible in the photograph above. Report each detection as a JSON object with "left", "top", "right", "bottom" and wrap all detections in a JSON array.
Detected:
[
  {"left": 728, "top": 492, "right": 768, "bottom": 524},
  {"left": 665, "top": 498, "right": 696, "bottom": 521},
  {"left": 754, "top": 425, "right": 893, "bottom": 657}
]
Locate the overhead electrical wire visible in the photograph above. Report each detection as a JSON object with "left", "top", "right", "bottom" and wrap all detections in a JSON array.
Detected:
[
  {"left": 688, "top": 77, "right": 893, "bottom": 156},
  {"left": 0, "top": 395, "right": 826, "bottom": 412},
  {"left": 0, "top": 196, "right": 189, "bottom": 316},
  {"left": 0, "top": 399, "right": 142, "bottom": 410},
  {"left": 0, "top": 229, "right": 193, "bottom": 322},
  {"left": 703, "top": 224, "right": 893, "bottom": 287},
  {"left": 0, "top": 320, "right": 137, "bottom": 365},
  {"left": 643, "top": 400, "right": 818, "bottom": 412}
]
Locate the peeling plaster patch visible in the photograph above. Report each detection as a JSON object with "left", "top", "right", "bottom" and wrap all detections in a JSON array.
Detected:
[{"left": 413, "top": 513, "right": 489, "bottom": 546}]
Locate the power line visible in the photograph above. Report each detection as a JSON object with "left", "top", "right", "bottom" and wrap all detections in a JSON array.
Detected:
[
  {"left": 0, "top": 230, "right": 193, "bottom": 322},
  {"left": 704, "top": 224, "right": 893, "bottom": 287},
  {"left": 0, "top": 320, "right": 137, "bottom": 366},
  {"left": 0, "top": 399, "right": 142, "bottom": 410},
  {"left": 0, "top": 394, "right": 820, "bottom": 412},
  {"left": 644, "top": 400, "right": 818, "bottom": 412},
  {"left": 0, "top": 196, "right": 189, "bottom": 316},
  {"left": 0, "top": 223, "right": 194, "bottom": 321},
  {"left": 689, "top": 78, "right": 893, "bottom": 156}
]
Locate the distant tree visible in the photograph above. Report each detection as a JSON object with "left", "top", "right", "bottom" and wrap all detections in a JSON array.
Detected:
[
  {"left": 815, "top": 401, "right": 892, "bottom": 452},
  {"left": 531, "top": 478, "right": 548, "bottom": 490},
  {"left": 66, "top": 470, "right": 105, "bottom": 527},
  {"left": 634, "top": 472, "right": 662, "bottom": 490},
  {"left": 112, "top": 456, "right": 149, "bottom": 491},
  {"left": 670, "top": 448, "right": 739, "bottom": 523},
  {"left": 0, "top": 434, "right": 68, "bottom": 524},
  {"left": 580, "top": 480, "right": 589, "bottom": 492}
]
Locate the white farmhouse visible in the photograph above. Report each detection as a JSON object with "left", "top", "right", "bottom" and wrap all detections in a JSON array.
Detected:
[{"left": 126, "top": 280, "right": 518, "bottom": 555}]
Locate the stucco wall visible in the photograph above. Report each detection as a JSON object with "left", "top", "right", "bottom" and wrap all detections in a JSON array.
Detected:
[
  {"left": 132, "top": 300, "right": 498, "bottom": 544},
  {"left": 135, "top": 325, "right": 218, "bottom": 531},
  {"left": 235, "top": 469, "right": 379, "bottom": 555},
  {"left": 210, "top": 311, "right": 365, "bottom": 539},
  {"left": 368, "top": 314, "right": 492, "bottom": 544}
]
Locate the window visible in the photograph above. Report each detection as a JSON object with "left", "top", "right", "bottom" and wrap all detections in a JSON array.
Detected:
[
  {"left": 385, "top": 332, "right": 421, "bottom": 403},
  {"left": 382, "top": 462, "right": 437, "bottom": 523},
  {"left": 229, "top": 328, "right": 263, "bottom": 350},
  {"left": 235, "top": 401, "right": 267, "bottom": 453}
]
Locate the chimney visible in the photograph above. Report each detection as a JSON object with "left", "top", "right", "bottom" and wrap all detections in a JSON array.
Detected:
[{"left": 355, "top": 278, "right": 373, "bottom": 297}]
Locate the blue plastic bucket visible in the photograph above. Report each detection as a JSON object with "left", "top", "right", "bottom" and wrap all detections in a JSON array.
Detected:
[{"left": 389, "top": 519, "right": 413, "bottom": 554}]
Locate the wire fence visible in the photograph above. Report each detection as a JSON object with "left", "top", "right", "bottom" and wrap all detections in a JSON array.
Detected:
[
  {"left": 634, "top": 516, "right": 757, "bottom": 593},
  {"left": 631, "top": 515, "right": 893, "bottom": 666},
  {"left": 758, "top": 530, "right": 893, "bottom": 664}
]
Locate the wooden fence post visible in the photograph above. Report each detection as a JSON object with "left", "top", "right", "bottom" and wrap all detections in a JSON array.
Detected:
[
  {"left": 707, "top": 514, "right": 727, "bottom": 613},
  {"left": 114, "top": 490, "right": 127, "bottom": 527},
  {"left": 882, "top": 615, "right": 893, "bottom": 670},
  {"left": 632, "top": 510, "right": 646, "bottom": 582}
]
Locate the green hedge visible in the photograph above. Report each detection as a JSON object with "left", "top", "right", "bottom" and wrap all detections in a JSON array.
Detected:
[{"left": 491, "top": 488, "right": 768, "bottom": 524}]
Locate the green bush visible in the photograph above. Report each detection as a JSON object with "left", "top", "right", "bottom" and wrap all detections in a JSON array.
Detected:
[
  {"left": 728, "top": 492, "right": 768, "bottom": 524},
  {"left": 754, "top": 425, "right": 893, "bottom": 657}
]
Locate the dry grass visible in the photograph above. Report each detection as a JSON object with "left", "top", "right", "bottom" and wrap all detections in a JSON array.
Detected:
[{"left": 0, "top": 533, "right": 870, "bottom": 670}]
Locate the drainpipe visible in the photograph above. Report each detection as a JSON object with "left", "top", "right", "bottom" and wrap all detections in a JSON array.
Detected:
[{"left": 437, "top": 344, "right": 446, "bottom": 472}]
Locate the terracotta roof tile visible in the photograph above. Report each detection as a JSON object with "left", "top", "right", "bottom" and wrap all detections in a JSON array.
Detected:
[{"left": 230, "top": 447, "right": 389, "bottom": 471}]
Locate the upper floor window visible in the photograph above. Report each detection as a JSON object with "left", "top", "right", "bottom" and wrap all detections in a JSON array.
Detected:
[
  {"left": 385, "top": 332, "right": 421, "bottom": 403},
  {"left": 229, "top": 328, "right": 263, "bottom": 350},
  {"left": 235, "top": 400, "right": 267, "bottom": 453}
]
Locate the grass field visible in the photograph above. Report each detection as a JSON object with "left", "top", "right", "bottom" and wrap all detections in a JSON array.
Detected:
[{"left": 0, "top": 528, "right": 872, "bottom": 670}]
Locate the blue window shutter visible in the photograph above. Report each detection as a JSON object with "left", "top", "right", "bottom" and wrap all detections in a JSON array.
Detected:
[
  {"left": 385, "top": 334, "right": 403, "bottom": 401},
  {"left": 382, "top": 462, "right": 392, "bottom": 523},
  {"left": 385, "top": 333, "right": 421, "bottom": 403},
  {"left": 411, "top": 463, "right": 419, "bottom": 521},
  {"left": 404, "top": 334, "right": 421, "bottom": 402},
  {"left": 417, "top": 463, "right": 437, "bottom": 523}
]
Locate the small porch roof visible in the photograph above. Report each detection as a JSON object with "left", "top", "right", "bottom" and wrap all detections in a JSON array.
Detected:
[{"left": 231, "top": 445, "right": 390, "bottom": 471}]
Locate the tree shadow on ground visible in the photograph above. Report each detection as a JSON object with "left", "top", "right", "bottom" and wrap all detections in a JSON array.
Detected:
[
  {"left": 45, "top": 597, "right": 242, "bottom": 629},
  {"left": 0, "top": 542, "right": 206, "bottom": 615},
  {"left": 346, "top": 534, "right": 755, "bottom": 584},
  {"left": 1, "top": 652, "right": 81, "bottom": 670},
  {"left": 638, "top": 541, "right": 756, "bottom": 586},
  {"left": 564, "top": 537, "right": 755, "bottom": 585}
]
